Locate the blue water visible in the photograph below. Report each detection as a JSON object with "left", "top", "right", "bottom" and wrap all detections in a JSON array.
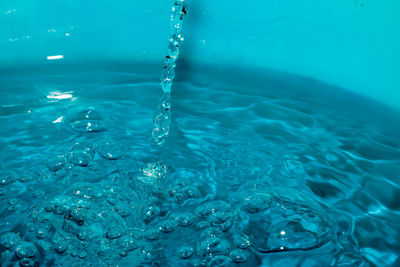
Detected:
[{"left": 0, "top": 64, "right": 400, "bottom": 266}]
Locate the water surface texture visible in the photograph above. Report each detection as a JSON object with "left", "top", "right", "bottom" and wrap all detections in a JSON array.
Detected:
[{"left": 0, "top": 64, "right": 400, "bottom": 266}]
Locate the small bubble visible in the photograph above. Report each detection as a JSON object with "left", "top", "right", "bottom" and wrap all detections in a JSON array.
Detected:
[
  {"left": 0, "top": 170, "right": 18, "bottom": 185},
  {"left": 208, "top": 255, "right": 232, "bottom": 266},
  {"left": 177, "top": 246, "right": 194, "bottom": 259},
  {"left": 197, "top": 237, "right": 230, "bottom": 257},
  {"left": 158, "top": 219, "right": 176, "bottom": 233},
  {"left": 36, "top": 228, "right": 48, "bottom": 239},
  {"left": 230, "top": 249, "right": 249, "bottom": 263},
  {"left": 200, "top": 227, "right": 222, "bottom": 239},
  {"left": 195, "top": 201, "right": 231, "bottom": 219},
  {"left": 78, "top": 250, "right": 87, "bottom": 259},
  {"left": 69, "top": 142, "right": 95, "bottom": 156},
  {"left": 47, "top": 155, "right": 68, "bottom": 171},
  {"left": 143, "top": 205, "right": 160, "bottom": 222},
  {"left": 0, "top": 232, "right": 21, "bottom": 250},
  {"left": 18, "top": 258, "right": 36, "bottom": 267},
  {"left": 233, "top": 233, "right": 251, "bottom": 249},
  {"left": 68, "top": 207, "right": 86, "bottom": 225},
  {"left": 119, "top": 250, "right": 128, "bottom": 257},
  {"left": 68, "top": 108, "right": 106, "bottom": 132},
  {"left": 53, "top": 234, "right": 69, "bottom": 254},
  {"left": 144, "top": 228, "right": 160, "bottom": 241},
  {"left": 243, "top": 192, "right": 272, "bottom": 213},
  {"left": 68, "top": 151, "right": 92, "bottom": 167},
  {"left": 106, "top": 226, "right": 123, "bottom": 239},
  {"left": 15, "top": 241, "right": 38, "bottom": 259},
  {"left": 172, "top": 212, "right": 195, "bottom": 227},
  {"left": 96, "top": 140, "right": 122, "bottom": 160},
  {"left": 120, "top": 236, "right": 138, "bottom": 251},
  {"left": 208, "top": 211, "right": 232, "bottom": 232}
]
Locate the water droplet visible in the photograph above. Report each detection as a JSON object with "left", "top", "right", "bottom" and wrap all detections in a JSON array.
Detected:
[{"left": 177, "top": 246, "right": 194, "bottom": 259}]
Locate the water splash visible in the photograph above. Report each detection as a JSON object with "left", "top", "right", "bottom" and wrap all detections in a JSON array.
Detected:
[{"left": 152, "top": 0, "right": 188, "bottom": 145}]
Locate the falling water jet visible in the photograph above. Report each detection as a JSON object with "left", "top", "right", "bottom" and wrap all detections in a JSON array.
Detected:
[{"left": 152, "top": 0, "right": 188, "bottom": 145}]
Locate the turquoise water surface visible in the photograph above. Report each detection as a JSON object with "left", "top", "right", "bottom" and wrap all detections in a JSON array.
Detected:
[{"left": 0, "top": 63, "right": 399, "bottom": 266}]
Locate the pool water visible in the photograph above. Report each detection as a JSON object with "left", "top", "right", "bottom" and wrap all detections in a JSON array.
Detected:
[{"left": 0, "top": 64, "right": 400, "bottom": 266}]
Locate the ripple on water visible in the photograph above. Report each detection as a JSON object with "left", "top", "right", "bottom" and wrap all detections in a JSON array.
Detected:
[{"left": 239, "top": 187, "right": 335, "bottom": 253}]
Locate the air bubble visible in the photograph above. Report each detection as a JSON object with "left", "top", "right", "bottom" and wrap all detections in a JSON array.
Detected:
[
  {"left": 208, "top": 211, "right": 233, "bottom": 232},
  {"left": 195, "top": 201, "right": 231, "bottom": 219},
  {"left": 68, "top": 109, "right": 106, "bottom": 132},
  {"left": 172, "top": 212, "right": 195, "bottom": 227},
  {"left": 69, "top": 142, "right": 95, "bottom": 156},
  {"left": 15, "top": 241, "right": 38, "bottom": 259},
  {"left": 68, "top": 207, "right": 86, "bottom": 225},
  {"left": 200, "top": 227, "right": 223, "bottom": 239},
  {"left": 36, "top": 228, "right": 49, "bottom": 239},
  {"left": 96, "top": 140, "right": 122, "bottom": 160},
  {"left": 138, "top": 162, "right": 167, "bottom": 184},
  {"left": 159, "top": 219, "right": 176, "bottom": 233},
  {"left": 244, "top": 198, "right": 334, "bottom": 253},
  {"left": 197, "top": 237, "right": 230, "bottom": 258},
  {"left": 230, "top": 249, "right": 249, "bottom": 263},
  {"left": 208, "top": 255, "right": 232, "bottom": 266},
  {"left": 0, "top": 232, "right": 21, "bottom": 250},
  {"left": 143, "top": 205, "right": 161, "bottom": 222},
  {"left": 18, "top": 258, "right": 36, "bottom": 267},
  {"left": 106, "top": 226, "right": 123, "bottom": 239},
  {"left": 53, "top": 233, "right": 69, "bottom": 253},
  {"left": 0, "top": 170, "right": 18, "bottom": 185},
  {"left": 120, "top": 236, "right": 138, "bottom": 251},
  {"left": 119, "top": 250, "right": 128, "bottom": 257},
  {"left": 68, "top": 151, "right": 92, "bottom": 167},
  {"left": 243, "top": 192, "right": 272, "bottom": 213},
  {"left": 177, "top": 246, "right": 194, "bottom": 259},
  {"left": 47, "top": 155, "right": 68, "bottom": 172},
  {"left": 233, "top": 233, "right": 251, "bottom": 249},
  {"left": 144, "top": 228, "right": 160, "bottom": 241}
]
